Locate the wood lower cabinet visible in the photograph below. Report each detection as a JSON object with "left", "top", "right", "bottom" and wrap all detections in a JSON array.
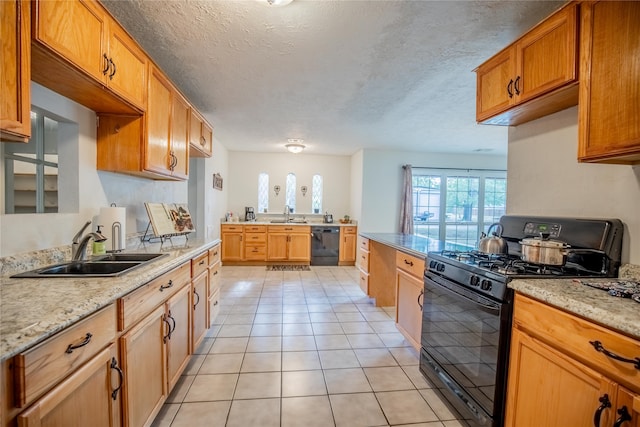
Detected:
[
  {"left": 17, "top": 343, "right": 122, "bottom": 427},
  {"left": 338, "top": 226, "right": 357, "bottom": 265},
  {"left": 475, "top": 3, "right": 578, "bottom": 125},
  {"left": 221, "top": 225, "right": 244, "bottom": 262},
  {"left": 578, "top": 1, "right": 640, "bottom": 164},
  {"left": 395, "top": 251, "right": 425, "bottom": 349},
  {"left": 357, "top": 236, "right": 370, "bottom": 295},
  {"left": 1, "top": 0, "right": 30, "bottom": 142},
  {"left": 267, "top": 226, "right": 311, "bottom": 262},
  {"left": 191, "top": 270, "right": 208, "bottom": 352},
  {"left": 165, "top": 285, "right": 190, "bottom": 392},
  {"left": 244, "top": 225, "right": 267, "bottom": 261},
  {"left": 505, "top": 293, "right": 640, "bottom": 427},
  {"left": 208, "top": 245, "right": 221, "bottom": 327}
]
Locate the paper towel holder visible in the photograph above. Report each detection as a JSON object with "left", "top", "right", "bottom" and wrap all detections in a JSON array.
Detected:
[{"left": 105, "top": 203, "right": 125, "bottom": 253}]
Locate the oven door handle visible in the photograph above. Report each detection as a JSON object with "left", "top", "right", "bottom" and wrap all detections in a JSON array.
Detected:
[{"left": 426, "top": 276, "right": 501, "bottom": 314}]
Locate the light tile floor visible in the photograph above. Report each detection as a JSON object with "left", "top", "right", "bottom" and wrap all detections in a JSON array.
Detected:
[{"left": 152, "top": 266, "right": 469, "bottom": 427}]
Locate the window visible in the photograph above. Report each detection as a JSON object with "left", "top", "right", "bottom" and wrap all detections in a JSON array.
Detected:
[
  {"left": 258, "top": 172, "right": 269, "bottom": 213},
  {"left": 312, "top": 174, "right": 322, "bottom": 213},
  {"left": 3, "top": 109, "right": 60, "bottom": 214},
  {"left": 285, "top": 173, "right": 296, "bottom": 212},
  {"left": 412, "top": 168, "right": 507, "bottom": 247}
]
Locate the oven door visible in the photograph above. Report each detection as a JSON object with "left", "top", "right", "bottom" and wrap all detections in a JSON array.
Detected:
[{"left": 420, "top": 271, "right": 512, "bottom": 427}]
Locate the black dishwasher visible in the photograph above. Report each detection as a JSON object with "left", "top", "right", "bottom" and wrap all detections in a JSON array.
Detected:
[{"left": 310, "top": 226, "right": 340, "bottom": 265}]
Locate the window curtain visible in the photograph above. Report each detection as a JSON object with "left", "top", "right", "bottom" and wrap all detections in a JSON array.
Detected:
[{"left": 400, "top": 165, "right": 414, "bottom": 234}]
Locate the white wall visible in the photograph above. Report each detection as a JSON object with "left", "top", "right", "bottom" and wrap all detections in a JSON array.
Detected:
[
  {"left": 359, "top": 149, "right": 507, "bottom": 232},
  {"left": 350, "top": 150, "right": 364, "bottom": 225},
  {"left": 226, "top": 152, "right": 352, "bottom": 220},
  {"left": 507, "top": 106, "right": 640, "bottom": 264},
  {"left": 0, "top": 83, "right": 222, "bottom": 257}
]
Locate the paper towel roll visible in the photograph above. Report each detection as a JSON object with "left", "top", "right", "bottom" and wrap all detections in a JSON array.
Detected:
[{"left": 99, "top": 206, "right": 126, "bottom": 252}]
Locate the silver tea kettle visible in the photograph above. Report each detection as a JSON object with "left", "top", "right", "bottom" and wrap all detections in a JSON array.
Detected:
[{"left": 478, "top": 223, "right": 508, "bottom": 255}]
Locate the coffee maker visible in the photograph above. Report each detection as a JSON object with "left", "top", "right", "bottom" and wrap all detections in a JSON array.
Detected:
[{"left": 245, "top": 207, "right": 256, "bottom": 222}]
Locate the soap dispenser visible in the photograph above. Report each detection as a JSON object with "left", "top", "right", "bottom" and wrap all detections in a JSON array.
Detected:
[{"left": 92, "top": 225, "right": 106, "bottom": 255}]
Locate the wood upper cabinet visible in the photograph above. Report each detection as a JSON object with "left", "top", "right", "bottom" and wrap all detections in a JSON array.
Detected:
[
  {"left": 17, "top": 344, "right": 122, "bottom": 427},
  {"left": 476, "top": 3, "right": 578, "bottom": 125},
  {"left": 338, "top": 226, "right": 357, "bottom": 265},
  {"left": 97, "top": 66, "right": 189, "bottom": 180},
  {"left": 578, "top": 1, "right": 640, "bottom": 164},
  {"left": 32, "top": 0, "right": 147, "bottom": 112},
  {"left": 189, "top": 109, "right": 213, "bottom": 158},
  {"left": 1, "top": 0, "right": 31, "bottom": 142},
  {"left": 505, "top": 294, "right": 640, "bottom": 427}
]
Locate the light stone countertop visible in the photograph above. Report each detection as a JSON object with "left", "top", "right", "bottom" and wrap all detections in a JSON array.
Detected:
[
  {"left": 0, "top": 238, "right": 220, "bottom": 362},
  {"left": 222, "top": 220, "right": 356, "bottom": 226}
]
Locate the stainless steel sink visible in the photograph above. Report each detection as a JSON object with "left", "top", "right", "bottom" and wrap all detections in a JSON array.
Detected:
[
  {"left": 92, "top": 253, "right": 168, "bottom": 262},
  {"left": 269, "top": 219, "right": 308, "bottom": 224}
]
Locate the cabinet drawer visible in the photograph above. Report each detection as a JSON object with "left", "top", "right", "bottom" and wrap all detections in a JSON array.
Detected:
[
  {"left": 359, "top": 249, "right": 370, "bottom": 273},
  {"left": 221, "top": 224, "right": 242, "bottom": 232},
  {"left": 395, "top": 251, "right": 425, "bottom": 278},
  {"left": 245, "top": 232, "right": 266, "bottom": 243},
  {"left": 342, "top": 226, "right": 357, "bottom": 234},
  {"left": 191, "top": 251, "right": 209, "bottom": 278},
  {"left": 358, "top": 236, "right": 369, "bottom": 251},
  {"left": 209, "top": 262, "right": 221, "bottom": 296},
  {"left": 513, "top": 294, "right": 640, "bottom": 391},
  {"left": 14, "top": 304, "right": 117, "bottom": 407},
  {"left": 208, "top": 244, "right": 220, "bottom": 266},
  {"left": 268, "top": 225, "right": 311, "bottom": 233},
  {"left": 118, "top": 262, "right": 190, "bottom": 331},
  {"left": 244, "top": 244, "right": 266, "bottom": 260},
  {"left": 244, "top": 225, "right": 266, "bottom": 233},
  {"left": 358, "top": 270, "right": 369, "bottom": 295}
]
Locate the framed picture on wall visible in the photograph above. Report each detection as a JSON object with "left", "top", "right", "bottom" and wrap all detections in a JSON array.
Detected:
[{"left": 213, "top": 173, "right": 223, "bottom": 190}]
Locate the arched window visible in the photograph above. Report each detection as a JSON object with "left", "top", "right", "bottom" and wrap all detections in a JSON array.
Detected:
[
  {"left": 258, "top": 172, "right": 269, "bottom": 213},
  {"left": 312, "top": 174, "right": 322, "bottom": 213},
  {"left": 285, "top": 173, "right": 296, "bottom": 212}
]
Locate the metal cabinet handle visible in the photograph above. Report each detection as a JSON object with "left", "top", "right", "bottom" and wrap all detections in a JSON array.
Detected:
[
  {"left": 417, "top": 290, "right": 424, "bottom": 310},
  {"left": 199, "top": 259, "right": 206, "bottom": 265},
  {"left": 593, "top": 394, "right": 611, "bottom": 427},
  {"left": 102, "top": 54, "right": 110, "bottom": 75},
  {"left": 200, "top": 135, "right": 206, "bottom": 147},
  {"left": 162, "top": 315, "right": 172, "bottom": 343},
  {"left": 110, "top": 357, "right": 123, "bottom": 400},
  {"left": 193, "top": 289, "right": 200, "bottom": 309},
  {"left": 514, "top": 76, "right": 520, "bottom": 95},
  {"left": 507, "top": 79, "right": 514, "bottom": 98},
  {"left": 65, "top": 333, "right": 93, "bottom": 353},
  {"left": 613, "top": 406, "right": 632, "bottom": 427},
  {"left": 108, "top": 58, "right": 116, "bottom": 79},
  {"left": 589, "top": 340, "right": 640, "bottom": 369},
  {"left": 213, "top": 270, "right": 218, "bottom": 276},
  {"left": 159, "top": 279, "right": 173, "bottom": 292},
  {"left": 404, "top": 259, "right": 414, "bottom": 267}
]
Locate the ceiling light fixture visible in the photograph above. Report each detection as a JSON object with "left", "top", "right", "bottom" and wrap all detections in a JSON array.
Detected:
[
  {"left": 285, "top": 139, "right": 305, "bottom": 154},
  {"left": 262, "top": 0, "right": 294, "bottom": 6}
]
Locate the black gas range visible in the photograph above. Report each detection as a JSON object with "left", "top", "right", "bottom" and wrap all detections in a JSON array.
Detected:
[{"left": 419, "top": 215, "right": 624, "bottom": 427}]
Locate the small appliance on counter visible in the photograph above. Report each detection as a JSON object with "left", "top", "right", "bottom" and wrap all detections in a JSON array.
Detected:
[
  {"left": 245, "top": 207, "right": 256, "bottom": 222},
  {"left": 323, "top": 212, "right": 333, "bottom": 223}
]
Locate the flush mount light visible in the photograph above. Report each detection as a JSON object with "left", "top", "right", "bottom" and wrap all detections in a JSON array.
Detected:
[
  {"left": 285, "top": 139, "right": 305, "bottom": 154},
  {"left": 260, "top": 0, "right": 294, "bottom": 6}
]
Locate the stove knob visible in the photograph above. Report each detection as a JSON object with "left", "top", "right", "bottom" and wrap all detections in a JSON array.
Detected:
[
  {"left": 429, "top": 260, "right": 437, "bottom": 269},
  {"left": 481, "top": 279, "right": 493, "bottom": 291},
  {"left": 436, "top": 263, "right": 445, "bottom": 272},
  {"left": 469, "top": 275, "right": 480, "bottom": 287}
]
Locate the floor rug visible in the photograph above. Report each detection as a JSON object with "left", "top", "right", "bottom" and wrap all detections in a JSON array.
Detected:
[{"left": 266, "top": 265, "right": 311, "bottom": 271}]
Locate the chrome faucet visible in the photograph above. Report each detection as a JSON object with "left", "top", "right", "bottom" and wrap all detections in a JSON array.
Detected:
[
  {"left": 72, "top": 220, "right": 107, "bottom": 261},
  {"left": 284, "top": 205, "right": 290, "bottom": 222}
]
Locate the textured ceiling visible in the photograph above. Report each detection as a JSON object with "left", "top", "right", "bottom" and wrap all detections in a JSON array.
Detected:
[{"left": 102, "top": 0, "right": 564, "bottom": 156}]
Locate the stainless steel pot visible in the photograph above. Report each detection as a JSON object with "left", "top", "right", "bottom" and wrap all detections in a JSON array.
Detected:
[
  {"left": 478, "top": 223, "right": 508, "bottom": 255},
  {"left": 519, "top": 233, "right": 569, "bottom": 266}
]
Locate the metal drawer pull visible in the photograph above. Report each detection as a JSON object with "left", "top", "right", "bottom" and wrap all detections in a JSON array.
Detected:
[
  {"left": 589, "top": 340, "right": 640, "bottom": 369},
  {"left": 159, "top": 279, "right": 173, "bottom": 292},
  {"left": 199, "top": 259, "right": 206, "bottom": 265},
  {"left": 593, "top": 394, "right": 611, "bottom": 427},
  {"left": 65, "top": 333, "right": 93, "bottom": 354},
  {"left": 613, "top": 406, "right": 632, "bottom": 427},
  {"left": 404, "top": 259, "right": 414, "bottom": 266},
  {"left": 110, "top": 357, "right": 123, "bottom": 400}
]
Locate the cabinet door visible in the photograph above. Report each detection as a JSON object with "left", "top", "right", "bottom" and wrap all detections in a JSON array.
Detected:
[
  {"left": 578, "top": 1, "right": 640, "bottom": 163},
  {"left": 288, "top": 233, "right": 311, "bottom": 261},
  {"left": 395, "top": 269, "right": 423, "bottom": 350},
  {"left": 475, "top": 47, "right": 515, "bottom": 122},
  {"left": 615, "top": 387, "right": 640, "bottom": 427},
  {"left": 1, "top": 0, "right": 30, "bottom": 142},
  {"left": 17, "top": 344, "right": 121, "bottom": 427},
  {"left": 120, "top": 305, "right": 166, "bottom": 427},
  {"left": 202, "top": 123, "right": 213, "bottom": 156},
  {"left": 192, "top": 272, "right": 208, "bottom": 352},
  {"left": 170, "top": 91, "right": 190, "bottom": 180},
  {"left": 339, "top": 233, "right": 357, "bottom": 263},
  {"left": 188, "top": 110, "right": 213, "bottom": 157},
  {"left": 106, "top": 22, "right": 147, "bottom": 110},
  {"left": 33, "top": 0, "right": 106, "bottom": 82},
  {"left": 145, "top": 66, "right": 172, "bottom": 177},
  {"left": 267, "top": 233, "right": 288, "bottom": 261},
  {"left": 516, "top": 4, "right": 577, "bottom": 104},
  {"left": 221, "top": 232, "right": 243, "bottom": 261},
  {"left": 505, "top": 328, "right": 617, "bottom": 427},
  {"left": 166, "top": 285, "right": 191, "bottom": 392}
]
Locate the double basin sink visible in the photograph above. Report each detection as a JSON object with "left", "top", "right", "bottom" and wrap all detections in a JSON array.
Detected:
[{"left": 11, "top": 253, "right": 169, "bottom": 278}]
